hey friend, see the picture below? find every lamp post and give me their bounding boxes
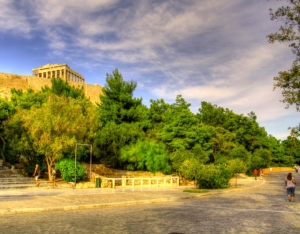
[74,143,93,189]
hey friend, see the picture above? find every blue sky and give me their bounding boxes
[0,0,298,140]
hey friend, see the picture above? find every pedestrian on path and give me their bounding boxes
[260,169,264,180]
[293,165,298,173]
[253,168,258,180]
[285,172,296,202]
[33,164,41,187]
[51,166,56,188]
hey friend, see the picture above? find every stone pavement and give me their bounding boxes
[0,174,265,215]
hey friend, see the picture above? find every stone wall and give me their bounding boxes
[0,72,102,103]
[86,164,166,179]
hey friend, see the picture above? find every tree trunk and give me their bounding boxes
[45,156,53,181]
[0,136,6,164]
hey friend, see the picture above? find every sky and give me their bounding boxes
[0,0,298,140]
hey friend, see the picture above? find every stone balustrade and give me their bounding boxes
[95,175,180,189]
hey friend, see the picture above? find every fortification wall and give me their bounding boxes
[0,72,102,103]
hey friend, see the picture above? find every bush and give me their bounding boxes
[196,164,231,189]
[55,158,85,182]
[120,139,171,174]
[227,158,248,177]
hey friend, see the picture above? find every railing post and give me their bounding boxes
[122,176,126,188]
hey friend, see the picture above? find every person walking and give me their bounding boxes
[33,164,41,187]
[285,172,297,202]
[51,166,56,188]
[260,169,264,180]
[253,168,258,180]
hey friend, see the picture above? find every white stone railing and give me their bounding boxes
[100,176,180,189]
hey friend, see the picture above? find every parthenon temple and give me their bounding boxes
[32,63,85,83]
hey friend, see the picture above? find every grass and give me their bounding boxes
[183,189,209,193]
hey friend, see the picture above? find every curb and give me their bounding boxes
[0,179,265,215]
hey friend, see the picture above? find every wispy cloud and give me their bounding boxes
[0,0,297,139]
[0,0,31,35]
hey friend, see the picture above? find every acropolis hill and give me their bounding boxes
[0,64,102,102]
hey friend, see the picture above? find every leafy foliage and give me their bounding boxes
[196,164,232,189]
[120,139,171,174]
[267,1,300,135]
[95,122,145,167]
[95,69,147,168]
[227,159,248,176]
[98,69,144,124]
[20,95,97,180]
[159,95,199,152]
[55,158,85,182]
[42,77,85,99]
[10,88,47,110]
[2,68,299,186]
[0,99,15,163]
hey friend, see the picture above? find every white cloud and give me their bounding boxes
[0,0,297,139]
[0,0,31,35]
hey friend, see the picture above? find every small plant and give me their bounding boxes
[55,158,85,182]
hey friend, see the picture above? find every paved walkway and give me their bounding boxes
[0,174,265,215]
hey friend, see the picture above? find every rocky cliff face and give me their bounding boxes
[0,72,102,103]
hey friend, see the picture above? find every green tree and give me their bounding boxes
[0,99,15,163]
[95,69,147,167]
[211,127,236,163]
[10,88,47,110]
[95,122,145,167]
[282,136,300,163]
[146,99,171,139]
[21,95,97,180]
[250,148,272,170]
[267,1,300,133]
[227,158,248,187]
[171,145,210,174]
[267,135,286,166]
[159,95,199,152]
[120,139,171,174]
[228,145,251,164]
[42,77,85,99]
[98,69,144,124]
[198,102,269,153]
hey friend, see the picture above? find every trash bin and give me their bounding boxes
[96,178,101,188]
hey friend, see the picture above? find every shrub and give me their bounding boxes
[120,139,171,174]
[227,158,248,177]
[196,164,231,189]
[55,158,85,182]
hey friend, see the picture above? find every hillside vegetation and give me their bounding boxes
[0,69,299,188]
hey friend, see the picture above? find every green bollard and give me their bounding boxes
[96,178,101,188]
